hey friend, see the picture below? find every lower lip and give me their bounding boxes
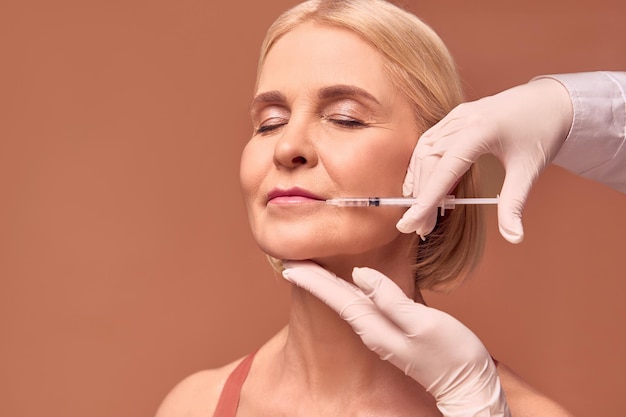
[268,196,324,205]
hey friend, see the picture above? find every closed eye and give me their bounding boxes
[324,115,368,129]
[255,117,288,135]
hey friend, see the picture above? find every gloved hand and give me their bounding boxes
[282,260,511,417]
[396,77,574,243]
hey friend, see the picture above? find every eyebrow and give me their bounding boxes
[318,84,381,105]
[250,84,381,110]
[250,90,287,109]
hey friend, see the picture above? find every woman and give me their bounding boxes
[157,1,573,415]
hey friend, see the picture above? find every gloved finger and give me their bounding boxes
[352,267,493,384]
[282,261,391,328]
[352,267,435,336]
[402,115,465,198]
[397,146,440,235]
[283,261,406,354]
[353,267,491,352]
[496,162,537,244]
[396,200,435,237]
[402,144,420,197]
[396,150,474,236]
[282,260,365,310]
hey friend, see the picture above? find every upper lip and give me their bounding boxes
[267,187,325,202]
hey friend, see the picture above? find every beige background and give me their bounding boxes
[1,0,625,416]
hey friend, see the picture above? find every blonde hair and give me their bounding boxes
[258,0,484,290]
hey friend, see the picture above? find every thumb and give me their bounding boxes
[497,165,536,244]
[282,260,366,313]
[352,267,429,335]
[283,261,405,358]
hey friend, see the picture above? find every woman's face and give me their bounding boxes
[241,22,419,261]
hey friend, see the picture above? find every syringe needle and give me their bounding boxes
[326,195,499,213]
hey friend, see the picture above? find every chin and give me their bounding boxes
[250,214,406,261]
[257,240,333,261]
[250,220,334,260]
[256,233,401,264]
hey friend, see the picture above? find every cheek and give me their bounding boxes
[239,143,267,244]
[323,137,413,195]
[239,141,267,203]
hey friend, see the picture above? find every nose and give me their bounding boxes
[272,118,318,169]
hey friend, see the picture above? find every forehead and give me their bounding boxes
[256,22,393,99]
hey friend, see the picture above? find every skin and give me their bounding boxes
[156,23,575,417]
[241,23,418,283]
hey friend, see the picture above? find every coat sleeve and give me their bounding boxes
[534,71,626,193]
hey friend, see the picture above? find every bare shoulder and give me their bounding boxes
[497,362,576,417]
[154,358,245,417]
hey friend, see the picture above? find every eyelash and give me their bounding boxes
[326,116,368,129]
[254,115,368,136]
[255,118,288,135]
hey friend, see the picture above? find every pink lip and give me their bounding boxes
[267,187,325,204]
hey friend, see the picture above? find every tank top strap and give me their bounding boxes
[212,351,258,417]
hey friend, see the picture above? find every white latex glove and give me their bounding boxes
[282,260,511,417]
[396,77,573,243]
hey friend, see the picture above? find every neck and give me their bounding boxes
[281,233,421,394]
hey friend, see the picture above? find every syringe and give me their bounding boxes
[326,195,499,215]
